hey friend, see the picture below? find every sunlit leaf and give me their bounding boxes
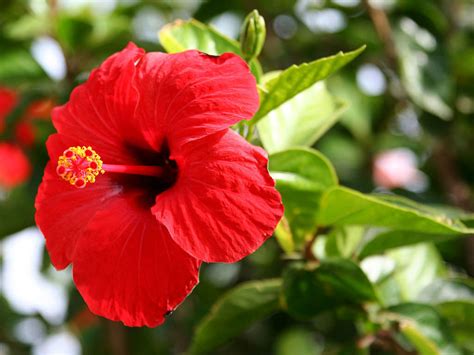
[257,80,347,154]
[252,46,365,123]
[269,148,337,248]
[318,187,473,234]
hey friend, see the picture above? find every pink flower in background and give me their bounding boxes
[373,148,427,192]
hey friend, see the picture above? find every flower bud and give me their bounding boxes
[240,10,266,61]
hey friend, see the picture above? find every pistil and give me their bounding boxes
[57,146,165,188]
[102,164,164,177]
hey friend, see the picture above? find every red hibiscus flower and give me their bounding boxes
[0,143,32,188]
[35,43,283,327]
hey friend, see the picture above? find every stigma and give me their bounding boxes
[57,146,104,188]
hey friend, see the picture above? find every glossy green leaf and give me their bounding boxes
[359,230,461,258]
[318,186,473,234]
[190,279,282,354]
[316,258,379,303]
[158,19,262,81]
[257,81,347,154]
[269,148,337,247]
[283,259,378,319]
[282,264,337,319]
[252,46,365,123]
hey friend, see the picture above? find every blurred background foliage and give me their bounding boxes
[0,0,474,354]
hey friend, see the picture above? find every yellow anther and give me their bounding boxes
[57,146,105,188]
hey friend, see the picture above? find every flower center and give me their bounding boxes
[57,146,165,188]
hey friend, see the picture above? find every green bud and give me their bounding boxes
[240,10,266,61]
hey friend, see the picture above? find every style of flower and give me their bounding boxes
[35,43,283,327]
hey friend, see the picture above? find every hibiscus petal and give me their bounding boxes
[72,196,201,327]
[135,50,259,152]
[152,130,283,263]
[35,134,122,269]
[52,43,146,164]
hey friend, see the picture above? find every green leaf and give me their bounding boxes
[359,230,461,258]
[282,264,336,319]
[257,81,347,154]
[269,148,337,247]
[324,226,365,258]
[387,244,446,302]
[0,185,36,239]
[5,14,50,40]
[418,278,474,304]
[399,322,440,355]
[316,258,379,303]
[389,303,462,355]
[318,186,473,234]
[57,15,93,52]
[158,19,262,81]
[418,279,474,351]
[395,25,453,120]
[283,259,378,319]
[252,46,365,123]
[436,302,474,352]
[275,327,323,355]
[0,49,46,85]
[190,279,281,354]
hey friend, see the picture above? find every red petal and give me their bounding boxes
[0,143,31,188]
[52,43,146,164]
[35,134,122,269]
[72,196,200,327]
[135,51,259,152]
[152,130,283,263]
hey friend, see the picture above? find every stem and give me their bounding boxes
[102,164,164,178]
[362,0,398,68]
[245,124,255,142]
